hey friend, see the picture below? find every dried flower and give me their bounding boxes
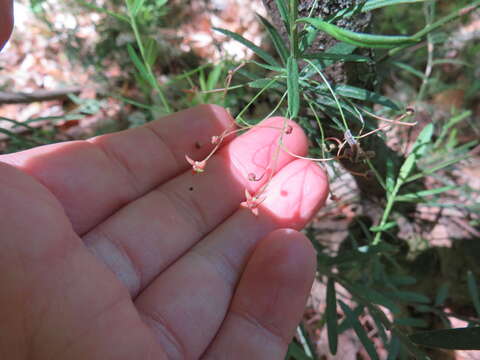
[240,189,264,216]
[185,155,207,173]
[285,125,293,135]
[211,135,220,145]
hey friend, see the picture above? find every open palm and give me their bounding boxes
[0,105,328,359]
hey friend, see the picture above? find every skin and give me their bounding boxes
[0,6,329,359]
[0,0,13,50]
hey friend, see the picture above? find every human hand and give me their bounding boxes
[0,0,14,51]
[0,105,328,359]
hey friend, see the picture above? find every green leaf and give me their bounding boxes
[287,341,313,359]
[213,27,280,67]
[386,336,401,360]
[302,53,372,63]
[144,37,159,67]
[328,0,428,22]
[274,0,290,31]
[394,329,431,359]
[287,55,300,118]
[339,301,379,360]
[392,61,427,80]
[389,290,430,304]
[434,283,450,307]
[257,14,289,65]
[301,42,358,75]
[248,78,285,91]
[385,157,396,193]
[394,317,429,328]
[395,185,456,202]
[249,60,285,72]
[370,221,397,232]
[399,123,434,181]
[349,284,401,313]
[388,275,417,286]
[334,84,399,110]
[297,18,420,49]
[363,0,427,11]
[126,44,152,86]
[0,117,35,130]
[206,65,223,91]
[326,42,357,55]
[435,110,471,147]
[467,271,480,318]
[131,0,146,16]
[326,278,338,355]
[410,327,480,350]
[76,0,130,23]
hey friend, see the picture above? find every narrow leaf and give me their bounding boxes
[326,278,338,355]
[144,37,159,67]
[395,185,456,202]
[349,284,401,313]
[274,0,290,30]
[213,27,280,67]
[131,0,146,16]
[248,78,285,90]
[399,123,434,181]
[394,317,429,328]
[370,221,397,232]
[326,42,357,55]
[363,0,427,11]
[257,14,289,64]
[328,0,428,22]
[385,157,396,193]
[339,301,380,360]
[302,53,372,63]
[287,55,300,118]
[386,336,401,360]
[127,44,153,86]
[410,327,480,350]
[393,61,428,79]
[389,290,430,304]
[388,275,417,286]
[434,283,450,307]
[298,18,420,49]
[394,328,432,360]
[467,271,480,318]
[287,341,313,359]
[334,84,399,110]
[77,0,130,22]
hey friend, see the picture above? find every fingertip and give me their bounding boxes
[262,159,329,230]
[261,229,317,284]
[231,228,317,343]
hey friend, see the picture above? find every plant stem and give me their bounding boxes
[126,1,171,113]
[417,1,435,101]
[373,180,402,245]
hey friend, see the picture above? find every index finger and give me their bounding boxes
[0,105,234,235]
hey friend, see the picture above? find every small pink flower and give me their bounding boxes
[211,135,220,145]
[240,189,264,216]
[185,155,207,173]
